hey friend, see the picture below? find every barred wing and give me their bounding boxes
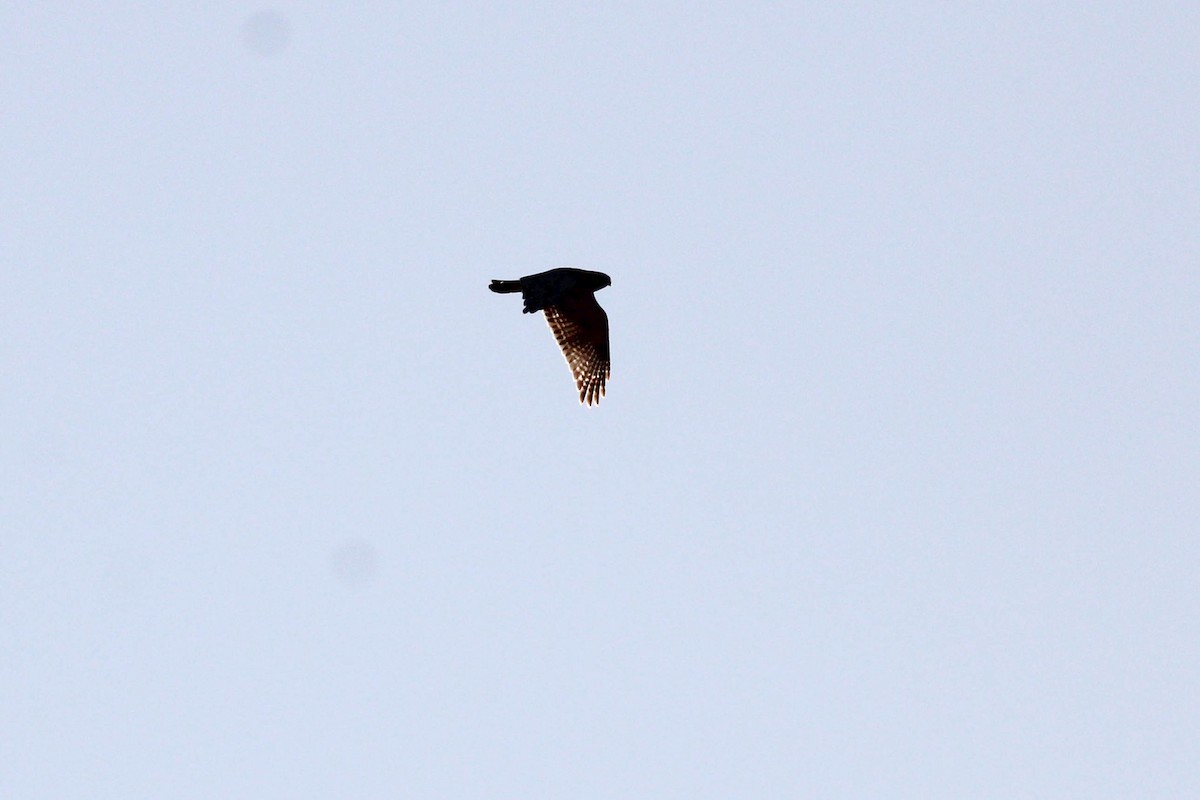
[544,294,610,406]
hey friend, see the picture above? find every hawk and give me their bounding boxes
[489,267,612,406]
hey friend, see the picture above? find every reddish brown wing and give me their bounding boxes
[544,292,610,406]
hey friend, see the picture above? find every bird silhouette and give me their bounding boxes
[490,267,612,406]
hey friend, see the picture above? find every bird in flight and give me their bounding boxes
[489,267,612,406]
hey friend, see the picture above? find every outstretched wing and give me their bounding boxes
[544,292,610,406]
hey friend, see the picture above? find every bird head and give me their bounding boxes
[585,270,612,292]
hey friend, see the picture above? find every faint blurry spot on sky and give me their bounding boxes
[330,540,380,587]
[242,10,291,57]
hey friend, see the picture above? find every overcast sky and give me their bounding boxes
[3,3,1197,797]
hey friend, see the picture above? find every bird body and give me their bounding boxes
[489,267,612,406]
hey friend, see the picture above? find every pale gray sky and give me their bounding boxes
[3,4,1197,797]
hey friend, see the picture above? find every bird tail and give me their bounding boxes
[489,279,522,294]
